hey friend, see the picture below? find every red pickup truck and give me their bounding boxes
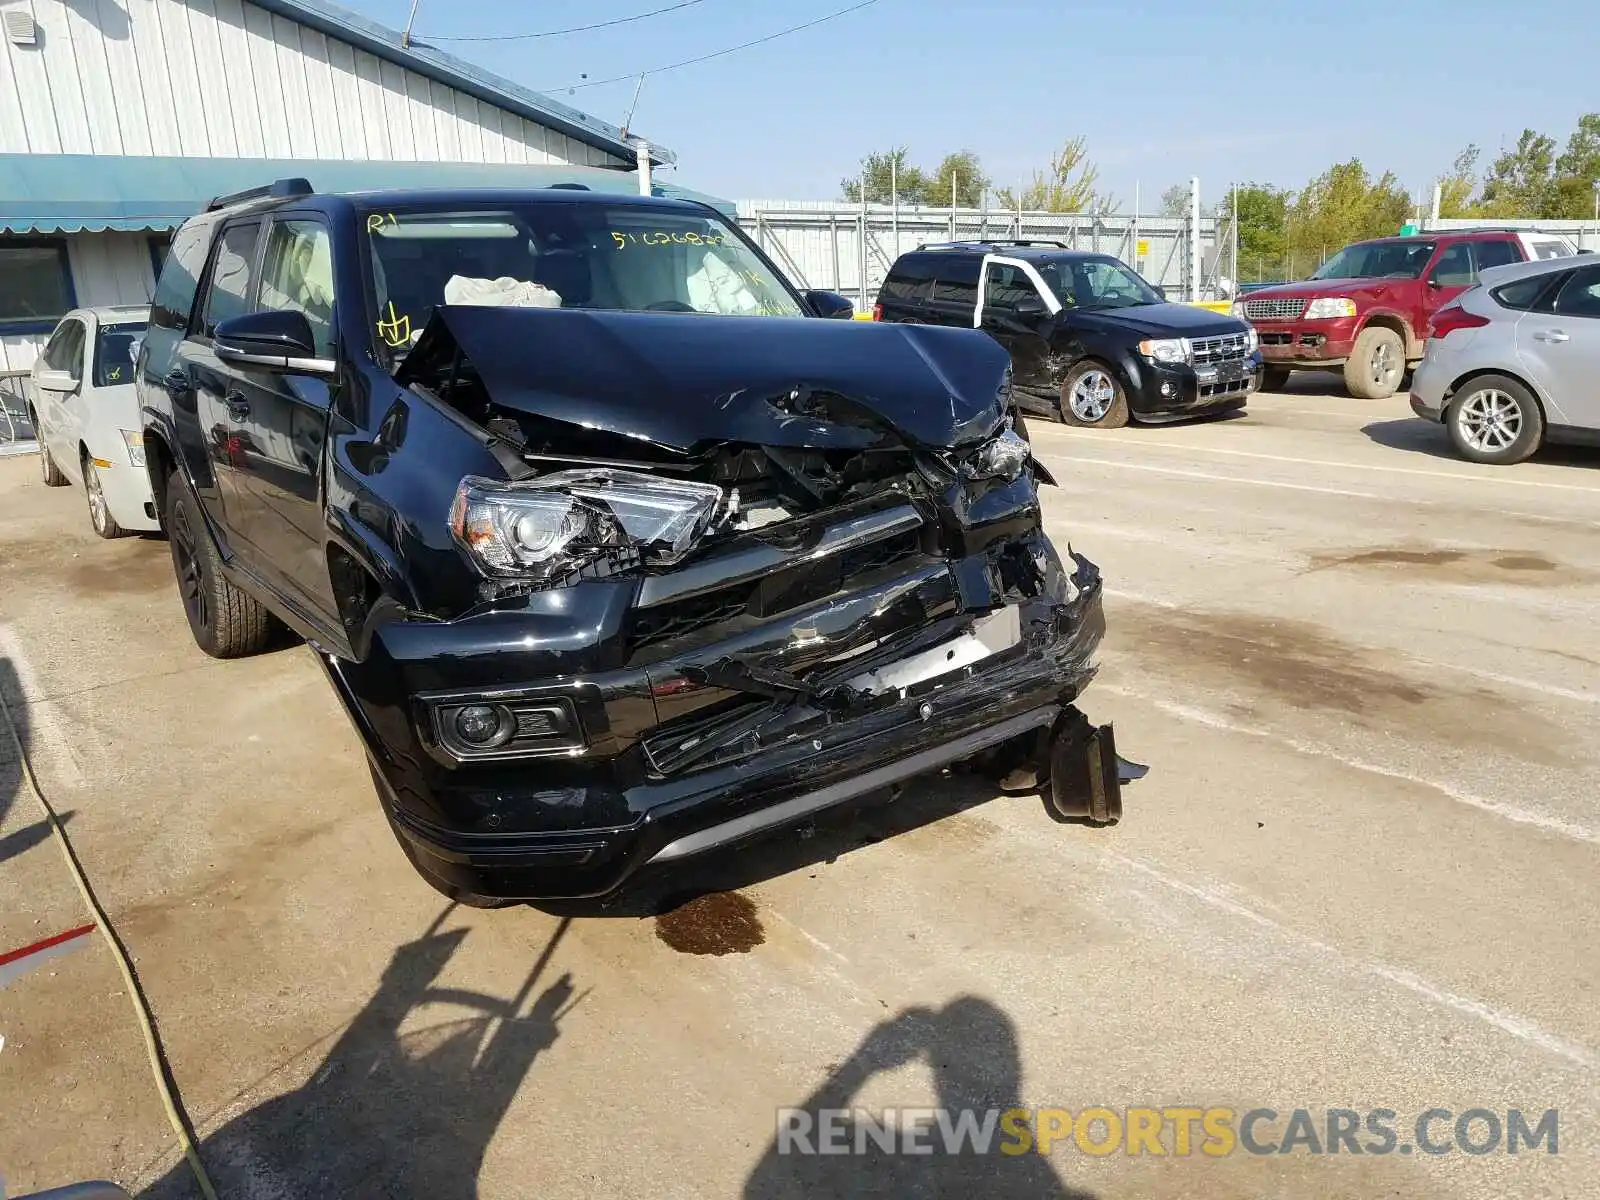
[1235,229,1576,398]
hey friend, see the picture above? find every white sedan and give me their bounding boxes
[29,305,160,537]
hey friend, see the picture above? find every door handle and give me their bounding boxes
[225,391,250,420]
[163,368,191,393]
[1533,330,1570,343]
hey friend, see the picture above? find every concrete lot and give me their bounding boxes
[2,383,1597,1199]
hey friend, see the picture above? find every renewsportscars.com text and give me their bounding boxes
[776,1106,1558,1157]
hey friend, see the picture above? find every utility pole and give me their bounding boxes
[1189,176,1201,302]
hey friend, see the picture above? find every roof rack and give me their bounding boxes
[206,177,313,212]
[916,238,1070,251]
[545,182,591,191]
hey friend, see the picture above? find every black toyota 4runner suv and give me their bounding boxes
[137,180,1134,904]
[877,241,1263,427]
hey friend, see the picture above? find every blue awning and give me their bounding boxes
[0,155,733,235]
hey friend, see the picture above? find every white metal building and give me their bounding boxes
[0,0,711,384]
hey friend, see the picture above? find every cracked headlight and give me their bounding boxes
[449,469,726,582]
[964,428,1031,482]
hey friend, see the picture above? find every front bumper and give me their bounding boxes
[1129,352,1263,419]
[328,487,1109,899]
[1256,318,1358,366]
[95,458,161,531]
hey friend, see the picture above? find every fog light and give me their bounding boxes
[1160,382,1174,397]
[454,704,514,748]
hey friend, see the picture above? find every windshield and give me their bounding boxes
[362,202,802,358]
[1038,257,1162,310]
[93,322,145,387]
[1311,241,1435,280]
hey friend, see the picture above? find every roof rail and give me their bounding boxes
[205,177,313,212]
[545,182,591,191]
[916,238,1069,251]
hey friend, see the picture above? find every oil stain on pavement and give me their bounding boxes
[655,891,765,955]
[1309,545,1581,585]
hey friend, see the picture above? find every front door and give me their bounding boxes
[182,219,263,542]
[34,317,85,475]
[1421,242,1475,332]
[977,257,1058,407]
[223,216,341,618]
[1516,264,1600,428]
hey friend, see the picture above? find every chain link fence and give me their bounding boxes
[0,372,35,457]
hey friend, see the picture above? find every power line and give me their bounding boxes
[542,0,882,92]
[420,0,711,43]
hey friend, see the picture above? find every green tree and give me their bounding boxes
[930,151,989,208]
[1233,183,1289,278]
[1288,159,1411,271]
[840,147,932,205]
[1549,112,1600,218]
[994,137,1112,213]
[1477,130,1557,217]
[1435,144,1481,218]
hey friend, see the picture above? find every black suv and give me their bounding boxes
[137,180,1133,904]
[876,241,1263,427]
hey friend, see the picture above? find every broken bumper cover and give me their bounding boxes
[326,532,1106,900]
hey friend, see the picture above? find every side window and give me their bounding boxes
[150,220,214,331]
[984,263,1040,310]
[44,320,86,379]
[1428,244,1474,288]
[932,259,979,306]
[1474,240,1520,273]
[1492,274,1559,312]
[884,258,934,304]
[0,240,74,329]
[1552,266,1600,318]
[258,219,336,356]
[198,222,262,337]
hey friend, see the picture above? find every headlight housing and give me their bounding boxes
[120,429,145,467]
[1138,337,1191,365]
[449,469,727,583]
[963,427,1031,482]
[1244,326,1260,353]
[1303,297,1357,319]
[1231,301,1247,318]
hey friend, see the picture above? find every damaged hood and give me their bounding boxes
[403,306,1013,453]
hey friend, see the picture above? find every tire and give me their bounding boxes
[1343,326,1406,399]
[83,454,128,539]
[1059,361,1130,428]
[1445,375,1544,465]
[378,783,514,909]
[1261,366,1292,392]
[165,468,276,657]
[38,428,68,487]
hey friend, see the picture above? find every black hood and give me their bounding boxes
[1067,302,1247,339]
[401,306,1012,454]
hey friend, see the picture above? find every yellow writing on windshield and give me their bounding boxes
[610,230,726,249]
[377,301,412,348]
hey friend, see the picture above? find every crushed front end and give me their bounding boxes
[329,308,1129,900]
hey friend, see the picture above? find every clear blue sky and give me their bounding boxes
[354,0,1596,208]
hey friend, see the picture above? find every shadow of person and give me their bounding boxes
[140,910,579,1199]
[745,997,1096,1200]
[0,657,26,851]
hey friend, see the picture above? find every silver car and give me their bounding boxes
[1410,255,1600,465]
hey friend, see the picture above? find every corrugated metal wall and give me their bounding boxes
[0,0,623,167]
[0,232,155,372]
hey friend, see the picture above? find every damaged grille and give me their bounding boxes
[630,528,925,652]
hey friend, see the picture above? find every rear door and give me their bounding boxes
[977,256,1061,404]
[225,214,341,618]
[925,258,980,327]
[182,219,264,542]
[1516,264,1600,428]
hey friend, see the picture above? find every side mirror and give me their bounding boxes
[1152,284,1167,301]
[36,368,78,394]
[1426,276,1443,289]
[805,289,856,320]
[1012,293,1047,317]
[214,310,333,374]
